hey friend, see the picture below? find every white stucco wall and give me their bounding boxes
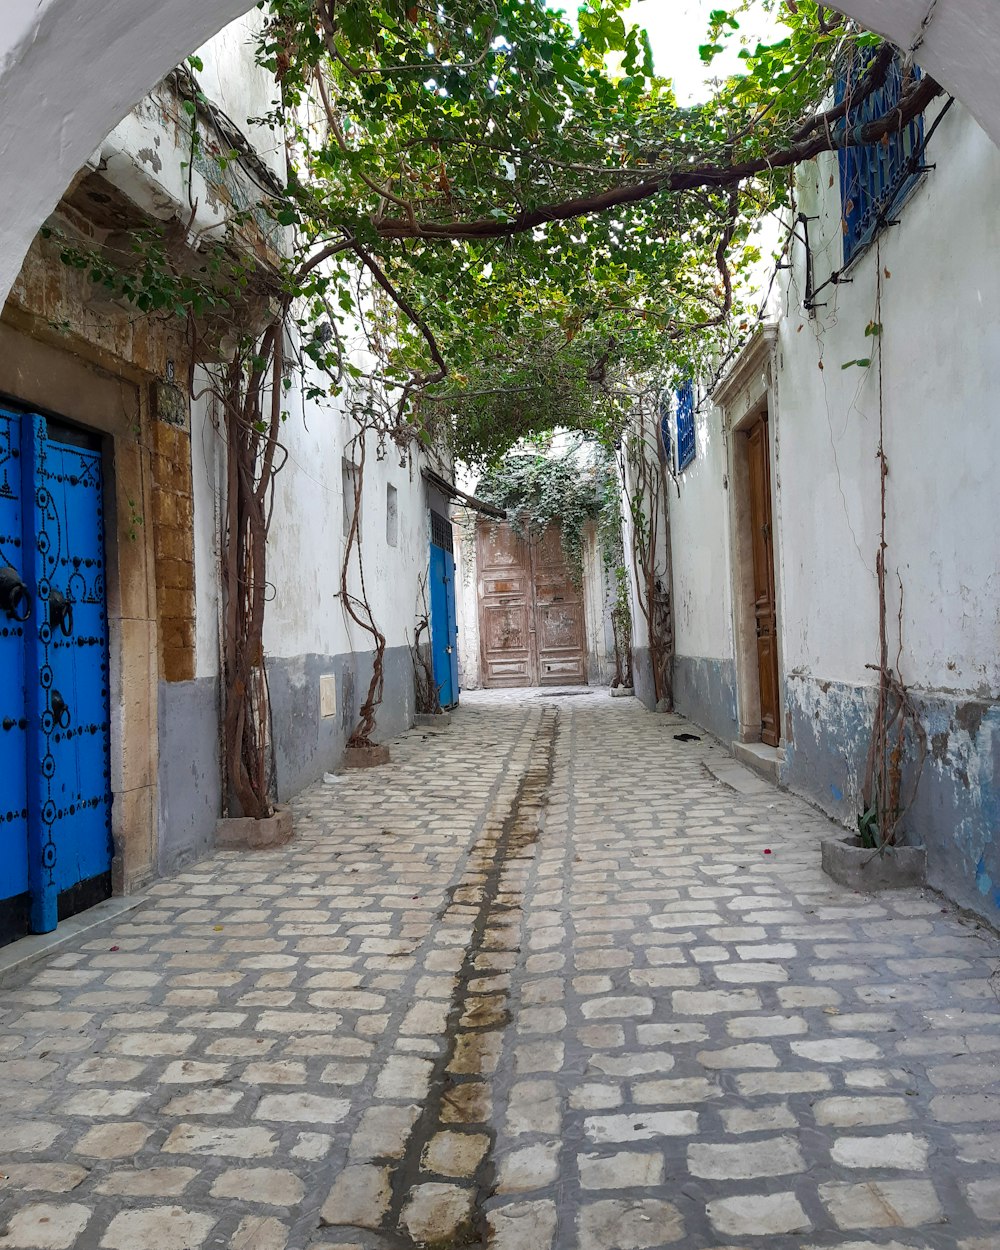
[72,14,438,695]
[581,523,614,686]
[194,14,284,180]
[669,100,1000,703]
[454,516,483,691]
[189,372,436,676]
[668,398,735,663]
[776,100,1000,697]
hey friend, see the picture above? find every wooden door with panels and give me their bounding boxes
[530,524,587,685]
[476,521,587,688]
[745,414,781,747]
[476,522,535,687]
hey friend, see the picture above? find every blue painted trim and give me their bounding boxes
[675,380,696,472]
[836,56,925,266]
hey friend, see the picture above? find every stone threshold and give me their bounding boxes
[0,894,147,987]
[732,739,782,784]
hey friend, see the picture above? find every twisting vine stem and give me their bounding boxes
[618,397,673,708]
[859,242,927,848]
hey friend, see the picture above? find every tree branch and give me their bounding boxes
[371,73,941,242]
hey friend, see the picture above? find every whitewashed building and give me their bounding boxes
[0,16,456,946]
[662,87,1000,921]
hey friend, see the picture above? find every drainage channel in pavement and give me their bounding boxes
[314,708,559,1249]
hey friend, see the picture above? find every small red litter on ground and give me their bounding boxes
[109,945,120,951]
[763,849,772,855]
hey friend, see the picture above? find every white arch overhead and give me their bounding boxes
[0,0,253,303]
[1,0,998,306]
[831,0,1000,143]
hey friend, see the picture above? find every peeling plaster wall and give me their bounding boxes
[188,354,442,802]
[668,100,1000,921]
[783,678,1000,919]
[773,107,1000,921]
[0,0,255,304]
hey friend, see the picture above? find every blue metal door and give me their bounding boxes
[0,411,31,946]
[0,408,112,944]
[429,511,460,710]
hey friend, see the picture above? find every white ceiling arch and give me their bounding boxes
[0,0,996,305]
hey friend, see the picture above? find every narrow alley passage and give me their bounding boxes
[1,691,999,1250]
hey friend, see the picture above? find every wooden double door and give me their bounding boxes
[476,522,587,687]
[745,414,781,747]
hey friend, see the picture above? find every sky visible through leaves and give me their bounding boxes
[623,0,784,100]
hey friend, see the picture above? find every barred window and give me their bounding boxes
[837,55,925,266]
[675,379,696,473]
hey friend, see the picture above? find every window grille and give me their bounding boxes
[430,509,453,552]
[675,379,696,473]
[836,55,924,266]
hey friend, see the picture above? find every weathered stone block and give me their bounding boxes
[344,744,391,768]
[415,711,451,727]
[216,806,293,851]
[822,837,926,893]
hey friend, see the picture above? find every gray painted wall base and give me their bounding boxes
[157,677,222,876]
[157,647,416,874]
[266,645,414,801]
[673,655,739,745]
[632,647,656,710]
[783,673,1000,925]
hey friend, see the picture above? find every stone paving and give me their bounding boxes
[1,688,999,1250]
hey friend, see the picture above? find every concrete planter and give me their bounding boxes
[416,711,451,728]
[821,835,926,893]
[216,804,293,851]
[344,743,391,768]
[609,686,634,699]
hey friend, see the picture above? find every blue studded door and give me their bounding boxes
[429,510,460,710]
[0,410,30,946]
[0,408,112,946]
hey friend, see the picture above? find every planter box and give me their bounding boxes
[344,743,390,768]
[416,711,451,728]
[821,835,926,893]
[216,804,293,851]
[609,686,634,699]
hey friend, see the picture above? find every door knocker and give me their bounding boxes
[50,689,71,730]
[49,589,74,637]
[0,565,31,622]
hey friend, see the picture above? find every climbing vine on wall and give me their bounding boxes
[42,0,944,810]
[474,447,614,587]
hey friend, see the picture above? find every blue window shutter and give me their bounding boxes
[675,379,696,472]
[837,54,925,266]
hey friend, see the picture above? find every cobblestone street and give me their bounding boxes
[1,690,999,1249]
